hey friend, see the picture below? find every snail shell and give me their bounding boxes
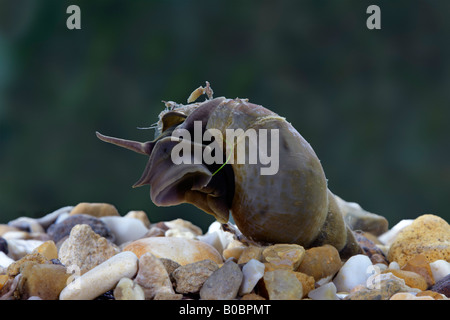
[96,84,363,257]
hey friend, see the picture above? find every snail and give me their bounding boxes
[96,82,380,258]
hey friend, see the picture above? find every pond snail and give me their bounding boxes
[96,82,385,258]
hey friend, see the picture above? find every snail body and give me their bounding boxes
[96,83,363,257]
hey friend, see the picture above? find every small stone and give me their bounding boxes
[124,210,151,228]
[59,251,139,300]
[294,272,315,298]
[6,239,44,260]
[159,258,181,281]
[197,222,234,255]
[47,214,114,243]
[153,291,183,300]
[173,259,219,294]
[70,202,120,217]
[0,224,20,237]
[344,274,411,300]
[222,240,246,261]
[134,252,175,299]
[384,269,428,291]
[298,245,342,281]
[0,274,8,291]
[416,290,448,300]
[0,237,8,254]
[113,277,145,300]
[239,259,265,296]
[378,219,414,245]
[429,260,450,282]
[8,217,45,234]
[165,218,203,237]
[390,292,434,300]
[237,246,263,264]
[59,224,120,274]
[260,269,303,300]
[262,244,305,270]
[100,216,148,245]
[387,214,450,266]
[123,237,223,265]
[200,260,243,300]
[7,253,50,277]
[308,282,339,300]
[18,262,70,300]
[354,232,389,265]
[240,293,266,300]
[401,254,435,287]
[430,274,450,297]
[333,254,373,292]
[0,252,14,269]
[32,240,58,260]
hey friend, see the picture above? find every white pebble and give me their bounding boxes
[6,239,43,260]
[388,261,400,270]
[100,216,148,245]
[0,251,15,268]
[59,251,138,300]
[333,254,373,292]
[239,259,265,295]
[378,219,413,245]
[308,282,339,300]
[430,260,450,282]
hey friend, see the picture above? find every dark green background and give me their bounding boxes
[0,0,449,231]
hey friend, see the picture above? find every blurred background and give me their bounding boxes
[0,0,449,232]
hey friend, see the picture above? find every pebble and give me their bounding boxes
[344,273,412,300]
[6,239,44,260]
[297,244,342,281]
[59,251,138,300]
[262,244,305,270]
[430,274,450,297]
[237,246,264,264]
[239,259,265,296]
[114,277,145,300]
[59,224,120,274]
[199,260,243,300]
[0,252,14,269]
[100,216,148,245]
[429,260,450,282]
[70,202,120,217]
[401,254,435,287]
[123,237,223,265]
[18,262,70,300]
[416,290,448,300]
[333,254,373,292]
[134,252,176,299]
[378,219,413,245]
[384,269,428,291]
[390,292,434,300]
[172,259,218,294]
[47,214,114,243]
[8,217,45,234]
[387,214,450,266]
[294,272,315,298]
[260,269,303,300]
[124,210,151,228]
[354,232,389,265]
[307,282,339,300]
[197,221,234,255]
[32,240,58,260]
[0,237,7,254]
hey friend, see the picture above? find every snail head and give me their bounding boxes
[96,97,234,224]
